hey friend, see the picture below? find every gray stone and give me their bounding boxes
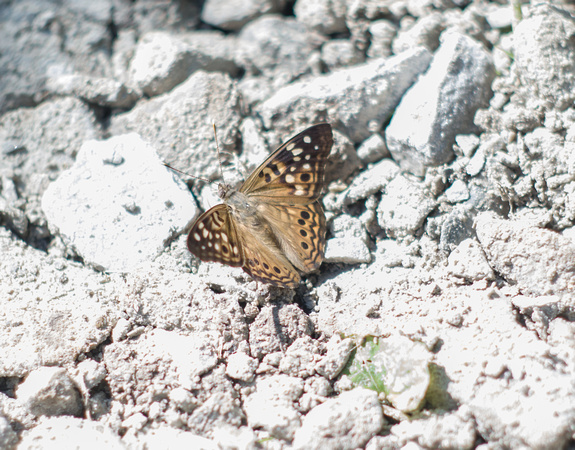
[0,2,112,115]
[179,31,240,76]
[0,415,17,450]
[42,133,197,273]
[130,426,219,450]
[0,96,99,183]
[110,71,241,182]
[279,337,322,378]
[514,4,575,110]
[321,40,364,70]
[201,0,285,31]
[387,31,495,176]
[257,47,432,143]
[129,32,203,97]
[17,367,83,417]
[294,0,347,35]
[377,175,436,238]
[325,215,372,264]
[455,134,480,157]
[76,360,107,391]
[339,159,400,206]
[189,391,245,434]
[238,15,324,87]
[314,336,355,380]
[390,406,476,450]
[46,74,139,109]
[249,305,313,359]
[439,205,476,251]
[325,129,362,184]
[392,12,445,54]
[444,179,470,203]
[367,20,397,59]
[325,237,372,264]
[356,133,389,164]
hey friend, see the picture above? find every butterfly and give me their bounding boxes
[187,123,333,288]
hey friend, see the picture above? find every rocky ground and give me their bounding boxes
[1,0,575,448]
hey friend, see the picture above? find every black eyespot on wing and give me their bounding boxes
[300,211,310,220]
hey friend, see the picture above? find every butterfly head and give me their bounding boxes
[217,183,233,200]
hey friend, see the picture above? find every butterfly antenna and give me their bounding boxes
[163,163,213,185]
[213,124,226,183]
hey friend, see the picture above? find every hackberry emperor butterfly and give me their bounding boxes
[188,123,333,288]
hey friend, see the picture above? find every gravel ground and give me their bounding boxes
[1,0,575,449]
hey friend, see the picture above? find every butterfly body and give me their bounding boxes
[188,124,333,288]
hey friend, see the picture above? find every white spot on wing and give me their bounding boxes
[303,136,312,144]
[292,148,303,156]
[294,185,306,196]
[194,233,201,241]
[286,143,295,151]
[285,174,295,183]
[303,163,311,170]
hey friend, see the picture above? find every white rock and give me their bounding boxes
[19,417,124,449]
[292,388,383,450]
[226,352,258,382]
[377,175,436,238]
[243,375,303,440]
[447,238,494,282]
[42,133,197,273]
[444,179,470,203]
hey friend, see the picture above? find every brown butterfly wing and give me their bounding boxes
[256,200,326,273]
[240,123,333,203]
[187,204,244,267]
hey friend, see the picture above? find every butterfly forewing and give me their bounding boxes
[187,204,243,267]
[240,123,333,203]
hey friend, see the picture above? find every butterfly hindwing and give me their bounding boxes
[241,239,301,288]
[240,123,333,203]
[257,201,326,273]
[187,204,244,267]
